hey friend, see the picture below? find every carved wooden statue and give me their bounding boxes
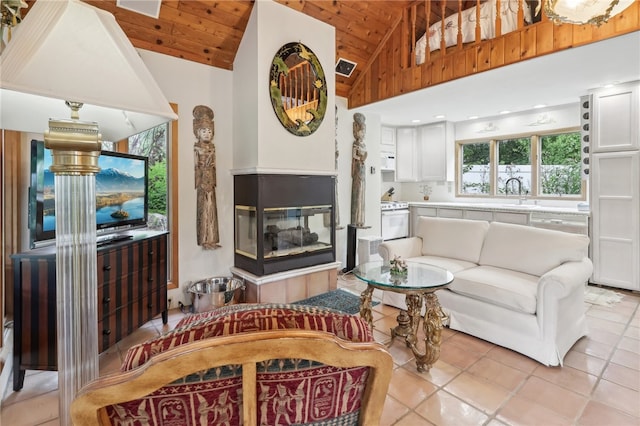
[193,105,220,249]
[350,113,367,227]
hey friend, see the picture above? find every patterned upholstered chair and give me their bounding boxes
[71,304,393,425]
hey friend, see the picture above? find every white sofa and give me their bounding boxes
[378,216,593,366]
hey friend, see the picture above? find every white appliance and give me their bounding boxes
[358,236,383,264]
[381,202,409,241]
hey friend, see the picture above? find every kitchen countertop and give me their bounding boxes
[407,201,590,216]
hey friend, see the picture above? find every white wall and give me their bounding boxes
[232,2,259,172]
[233,0,336,173]
[138,50,235,305]
[455,103,580,141]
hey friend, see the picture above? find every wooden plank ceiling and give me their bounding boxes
[22,1,483,98]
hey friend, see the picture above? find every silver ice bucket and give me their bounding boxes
[187,277,245,313]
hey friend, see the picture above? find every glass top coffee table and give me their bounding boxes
[352,261,454,372]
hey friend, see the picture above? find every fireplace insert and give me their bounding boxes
[234,174,335,276]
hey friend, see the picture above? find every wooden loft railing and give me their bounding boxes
[347,0,640,109]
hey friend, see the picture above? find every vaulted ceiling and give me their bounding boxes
[22,1,483,98]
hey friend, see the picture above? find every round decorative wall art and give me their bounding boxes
[269,42,327,136]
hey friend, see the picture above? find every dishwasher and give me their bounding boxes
[529,212,589,235]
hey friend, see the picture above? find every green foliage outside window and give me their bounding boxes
[540,133,582,195]
[128,124,168,216]
[461,142,490,194]
[457,131,583,199]
[148,159,167,214]
[497,138,531,195]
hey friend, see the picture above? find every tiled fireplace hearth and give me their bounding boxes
[232,174,338,302]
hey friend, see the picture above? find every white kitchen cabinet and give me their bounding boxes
[395,122,454,182]
[590,151,640,290]
[590,81,640,291]
[380,126,396,172]
[395,127,418,181]
[418,121,454,181]
[464,209,494,221]
[493,211,529,225]
[409,204,587,236]
[381,126,396,148]
[437,208,463,219]
[591,81,639,152]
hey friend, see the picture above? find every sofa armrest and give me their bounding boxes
[378,237,423,263]
[536,257,593,340]
[537,257,593,301]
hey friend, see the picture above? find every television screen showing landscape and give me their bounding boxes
[41,149,147,231]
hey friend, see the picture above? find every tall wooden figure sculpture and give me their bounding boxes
[351,113,367,227]
[193,105,220,249]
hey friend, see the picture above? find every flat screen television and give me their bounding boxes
[29,140,149,247]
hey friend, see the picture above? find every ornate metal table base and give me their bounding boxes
[390,310,412,340]
[360,287,448,372]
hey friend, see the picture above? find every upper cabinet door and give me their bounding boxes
[394,122,454,182]
[380,126,396,150]
[395,127,418,182]
[592,81,639,153]
[418,123,447,181]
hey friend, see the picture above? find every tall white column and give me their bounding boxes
[45,104,101,425]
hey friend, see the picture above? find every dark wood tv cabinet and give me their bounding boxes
[11,231,168,391]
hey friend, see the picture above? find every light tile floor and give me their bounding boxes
[2,273,639,425]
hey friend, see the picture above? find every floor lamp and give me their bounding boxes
[0,1,176,423]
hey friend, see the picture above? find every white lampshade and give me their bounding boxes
[545,0,636,26]
[0,0,177,141]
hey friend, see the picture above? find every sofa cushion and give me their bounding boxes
[451,265,539,314]
[478,222,590,277]
[417,216,490,264]
[407,255,477,274]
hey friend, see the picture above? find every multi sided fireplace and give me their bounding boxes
[234,174,335,276]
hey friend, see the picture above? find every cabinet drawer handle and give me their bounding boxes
[148,251,154,256]
[148,303,153,309]
[103,297,111,303]
[103,329,111,335]
[103,265,112,271]
[148,277,154,282]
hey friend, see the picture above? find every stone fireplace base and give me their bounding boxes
[231,262,340,304]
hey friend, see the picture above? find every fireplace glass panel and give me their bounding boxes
[233,174,336,276]
[263,205,332,258]
[235,206,257,258]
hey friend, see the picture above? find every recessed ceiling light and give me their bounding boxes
[434,114,445,119]
[411,119,421,123]
[603,83,615,88]
[499,110,511,115]
[468,115,479,120]
[533,104,547,109]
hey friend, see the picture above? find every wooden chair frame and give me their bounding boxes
[71,329,393,425]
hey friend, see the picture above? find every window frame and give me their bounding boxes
[455,127,586,201]
[111,104,179,290]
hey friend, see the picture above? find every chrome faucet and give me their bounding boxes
[505,177,526,204]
